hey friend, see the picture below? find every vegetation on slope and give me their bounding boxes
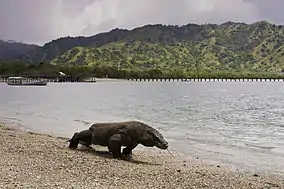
[2,21,284,79]
[49,21,284,72]
[1,59,284,80]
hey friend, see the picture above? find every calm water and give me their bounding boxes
[0,81,284,174]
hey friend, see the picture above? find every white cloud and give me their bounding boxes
[0,0,282,45]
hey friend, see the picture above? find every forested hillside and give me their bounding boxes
[2,21,284,78]
[48,21,284,72]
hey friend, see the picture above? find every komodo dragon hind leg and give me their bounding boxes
[108,133,123,158]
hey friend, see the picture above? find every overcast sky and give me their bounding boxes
[0,0,283,45]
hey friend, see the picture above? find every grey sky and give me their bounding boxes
[0,0,283,45]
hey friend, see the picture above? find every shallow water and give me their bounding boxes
[0,81,284,174]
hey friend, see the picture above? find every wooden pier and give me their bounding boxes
[0,75,97,83]
[126,78,284,82]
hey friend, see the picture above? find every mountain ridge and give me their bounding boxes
[2,20,284,72]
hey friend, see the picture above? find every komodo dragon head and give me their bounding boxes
[142,128,169,150]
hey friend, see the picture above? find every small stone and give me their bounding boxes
[253,174,259,177]
[217,165,220,168]
[55,183,61,186]
[177,169,181,172]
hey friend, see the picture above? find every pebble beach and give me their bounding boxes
[0,124,283,189]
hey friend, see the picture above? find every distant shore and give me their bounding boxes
[2,78,284,84]
[0,124,283,189]
[0,78,129,83]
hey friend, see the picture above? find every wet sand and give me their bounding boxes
[0,124,283,189]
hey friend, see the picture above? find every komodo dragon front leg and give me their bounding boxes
[122,143,138,155]
[108,130,131,158]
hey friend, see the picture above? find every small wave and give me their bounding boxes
[244,142,276,150]
[73,119,92,125]
[10,101,25,105]
[0,116,22,122]
[190,145,235,157]
[186,136,274,153]
[186,137,207,144]
[219,132,241,139]
[35,113,59,120]
[186,137,225,147]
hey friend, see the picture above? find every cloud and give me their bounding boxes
[0,0,283,45]
[245,0,284,23]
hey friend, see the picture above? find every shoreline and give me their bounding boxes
[2,78,284,83]
[0,78,129,83]
[0,124,283,188]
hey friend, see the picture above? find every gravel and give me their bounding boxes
[0,125,283,189]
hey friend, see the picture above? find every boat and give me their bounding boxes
[6,77,48,86]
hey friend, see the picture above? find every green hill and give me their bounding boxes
[2,20,284,78]
[48,21,284,72]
